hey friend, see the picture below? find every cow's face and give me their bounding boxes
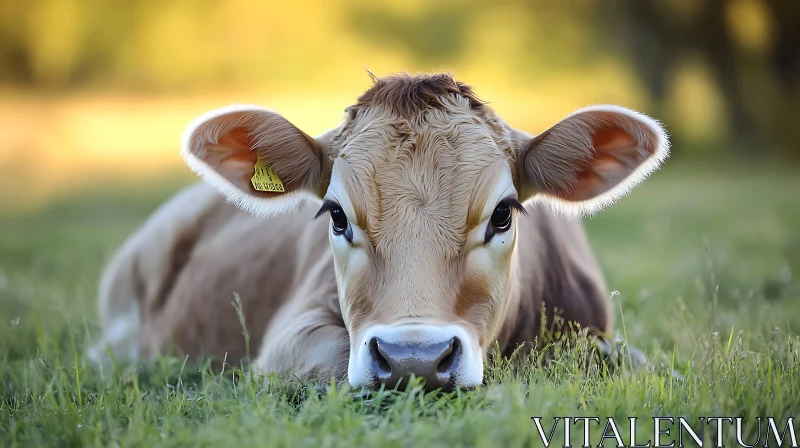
[182,74,669,390]
[323,93,522,390]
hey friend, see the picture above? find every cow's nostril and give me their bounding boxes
[436,337,460,374]
[368,337,391,377]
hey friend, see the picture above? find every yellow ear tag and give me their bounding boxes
[251,156,285,193]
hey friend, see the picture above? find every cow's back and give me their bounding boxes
[95,182,333,363]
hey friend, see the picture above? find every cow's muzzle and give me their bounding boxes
[348,323,483,391]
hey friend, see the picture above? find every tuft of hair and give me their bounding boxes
[363,67,379,84]
[355,72,486,118]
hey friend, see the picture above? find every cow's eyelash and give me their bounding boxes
[313,200,343,221]
[499,197,528,216]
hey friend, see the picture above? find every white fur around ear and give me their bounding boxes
[180,104,324,219]
[523,104,670,218]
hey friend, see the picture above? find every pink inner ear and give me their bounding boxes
[572,128,643,201]
[218,127,257,156]
[215,127,263,195]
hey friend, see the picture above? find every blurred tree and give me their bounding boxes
[763,1,800,158]
[601,0,799,157]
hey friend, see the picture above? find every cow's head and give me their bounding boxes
[182,73,669,390]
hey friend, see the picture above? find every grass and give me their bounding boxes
[1,161,799,447]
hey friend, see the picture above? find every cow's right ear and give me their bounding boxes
[181,105,333,217]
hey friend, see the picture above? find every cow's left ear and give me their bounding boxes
[181,104,336,217]
[515,105,669,216]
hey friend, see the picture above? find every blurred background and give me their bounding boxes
[0,0,799,356]
[1,0,798,209]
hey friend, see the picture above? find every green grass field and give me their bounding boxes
[1,162,799,447]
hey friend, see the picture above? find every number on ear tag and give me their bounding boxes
[251,156,285,192]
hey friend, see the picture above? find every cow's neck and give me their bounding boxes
[490,211,612,359]
[492,241,544,358]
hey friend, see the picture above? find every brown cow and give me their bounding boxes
[88,73,669,391]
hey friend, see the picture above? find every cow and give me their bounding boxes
[88,73,669,391]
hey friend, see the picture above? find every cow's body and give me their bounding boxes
[90,73,667,389]
[91,180,609,379]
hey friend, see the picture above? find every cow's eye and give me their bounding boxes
[314,200,354,243]
[330,206,349,234]
[490,203,512,232]
[484,197,525,244]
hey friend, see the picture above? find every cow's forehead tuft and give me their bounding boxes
[353,72,486,118]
